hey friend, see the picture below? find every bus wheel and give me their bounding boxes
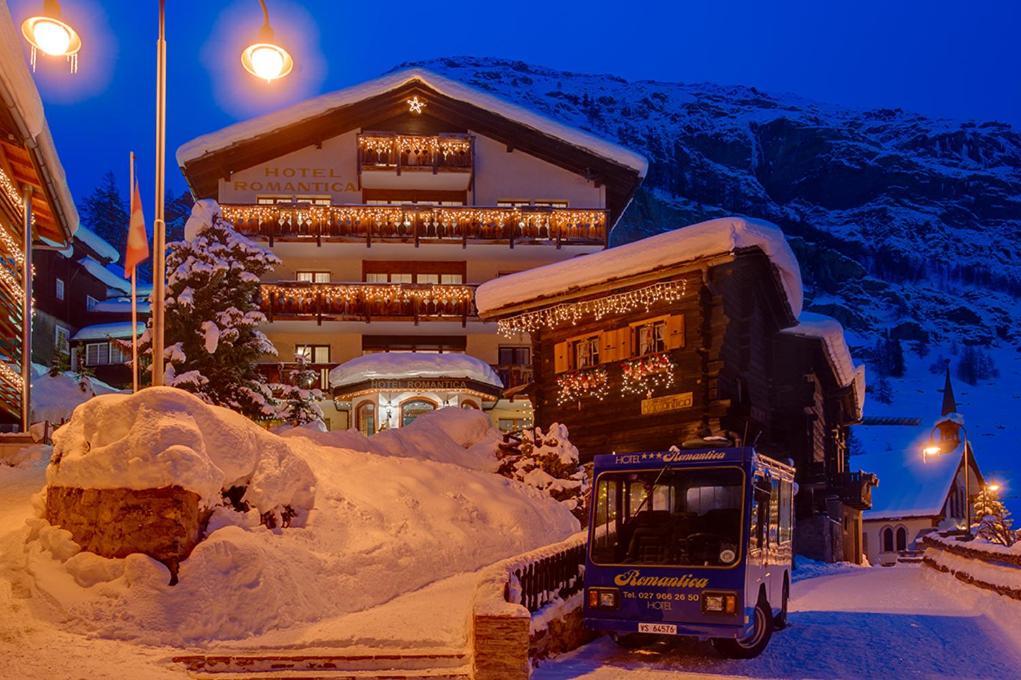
[774,577,790,630]
[712,599,773,659]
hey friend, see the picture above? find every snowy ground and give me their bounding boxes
[534,565,1021,679]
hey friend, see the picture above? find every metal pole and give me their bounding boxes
[151,0,167,386]
[20,186,32,432]
[964,441,971,535]
[129,151,138,393]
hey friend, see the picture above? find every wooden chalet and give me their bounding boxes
[477,216,874,563]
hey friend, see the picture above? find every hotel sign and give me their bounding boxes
[641,392,694,416]
[370,378,470,392]
[231,166,357,194]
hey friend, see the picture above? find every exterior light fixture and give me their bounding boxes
[241,0,293,82]
[407,96,426,114]
[922,444,941,458]
[21,0,82,72]
[987,482,1002,493]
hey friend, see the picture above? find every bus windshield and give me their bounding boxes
[590,467,745,568]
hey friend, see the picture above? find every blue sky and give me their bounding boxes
[10,0,1021,200]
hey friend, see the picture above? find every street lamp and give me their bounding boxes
[923,423,973,535]
[23,1,295,387]
[241,0,293,82]
[20,0,82,72]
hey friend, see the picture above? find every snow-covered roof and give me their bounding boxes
[0,2,79,241]
[71,322,145,342]
[780,312,866,418]
[104,262,153,295]
[91,297,152,314]
[177,68,648,178]
[475,216,803,317]
[74,225,120,263]
[78,256,131,295]
[861,441,971,521]
[329,352,503,389]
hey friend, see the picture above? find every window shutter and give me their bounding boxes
[617,327,632,358]
[666,314,685,350]
[600,331,617,363]
[554,341,568,373]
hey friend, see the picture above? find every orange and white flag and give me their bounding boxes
[124,178,149,276]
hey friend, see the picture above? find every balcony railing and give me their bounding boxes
[261,281,476,325]
[220,203,608,249]
[833,470,878,510]
[357,132,472,173]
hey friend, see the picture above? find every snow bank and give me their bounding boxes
[48,387,315,519]
[14,391,577,646]
[30,372,123,425]
[286,406,503,471]
[329,352,503,389]
[475,216,803,318]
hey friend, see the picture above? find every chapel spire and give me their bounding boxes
[941,366,958,416]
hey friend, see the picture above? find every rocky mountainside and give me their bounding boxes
[402,57,1021,352]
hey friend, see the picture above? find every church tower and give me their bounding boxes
[934,366,963,450]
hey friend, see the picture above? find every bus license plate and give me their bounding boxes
[638,623,677,635]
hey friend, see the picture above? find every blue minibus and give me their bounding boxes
[583,447,795,658]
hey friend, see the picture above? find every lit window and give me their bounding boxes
[571,336,600,370]
[440,273,463,285]
[417,273,439,284]
[366,273,388,284]
[633,320,666,356]
[297,271,331,283]
[390,273,413,284]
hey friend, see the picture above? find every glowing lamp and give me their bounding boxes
[241,1,293,82]
[987,483,1002,493]
[21,1,82,72]
[922,445,941,458]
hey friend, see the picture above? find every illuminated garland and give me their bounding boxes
[263,283,474,307]
[497,281,688,335]
[0,167,33,227]
[0,222,25,268]
[556,367,609,405]
[0,361,23,391]
[620,352,677,397]
[358,133,471,163]
[221,204,605,235]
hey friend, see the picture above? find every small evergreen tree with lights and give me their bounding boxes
[973,487,1016,547]
[276,355,325,428]
[497,423,588,520]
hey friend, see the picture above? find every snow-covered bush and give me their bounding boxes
[973,488,1016,547]
[145,199,281,419]
[273,355,325,428]
[497,423,588,520]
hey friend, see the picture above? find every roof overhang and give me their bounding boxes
[177,69,646,227]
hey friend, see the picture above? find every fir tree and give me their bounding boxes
[973,487,1016,547]
[275,354,325,428]
[150,200,281,419]
[497,423,589,520]
[956,345,999,386]
[80,171,129,254]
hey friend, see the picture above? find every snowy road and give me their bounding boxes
[534,565,1021,679]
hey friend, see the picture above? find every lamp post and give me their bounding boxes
[924,423,972,535]
[23,1,295,387]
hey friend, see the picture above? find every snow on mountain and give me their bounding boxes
[401,57,1021,508]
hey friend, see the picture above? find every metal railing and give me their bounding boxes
[511,540,586,613]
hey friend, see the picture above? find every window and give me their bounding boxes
[390,273,413,284]
[496,199,569,208]
[417,273,439,284]
[297,271,331,283]
[257,195,331,206]
[440,274,463,285]
[366,273,389,283]
[571,336,600,370]
[499,346,531,366]
[54,326,70,356]
[882,527,894,552]
[401,398,436,427]
[895,527,907,552]
[295,344,331,364]
[86,295,99,311]
[779,479,793,544]
[499,417,528,433]
[362,261,466,285]
[55,278,65,301]
[356,402,376,436]
[85,342,110,366]
[590,467,745,568]
[633,319,666,356]
[109,342,127,365]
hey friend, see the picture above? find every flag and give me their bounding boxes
[124,178,149,276]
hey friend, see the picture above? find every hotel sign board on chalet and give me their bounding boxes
[641,392,694,416]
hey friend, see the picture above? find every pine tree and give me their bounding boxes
[149,200,282,419]
[80,171,129,254]
[276,355,325,428]
[973,487,1016,547]
[497,423,589,521]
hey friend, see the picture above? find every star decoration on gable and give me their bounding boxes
[407,96,426,115]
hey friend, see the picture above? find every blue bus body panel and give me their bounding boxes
[583,447,789,640]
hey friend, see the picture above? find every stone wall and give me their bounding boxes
[922,534,1021,602]
[45,485,210,584]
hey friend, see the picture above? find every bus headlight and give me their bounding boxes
[701,591,738,615]
[587,588,619,609]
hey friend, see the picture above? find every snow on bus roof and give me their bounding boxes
[861,441,967,521]
[780,312,866,418]
[329,352,503,389]
[176,68,648,177]
[474,216,803,317]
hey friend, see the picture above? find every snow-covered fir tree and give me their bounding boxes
[973,487,1016,547]
[497,423,588,520]
[152,200,281,419]
[275,354,326,428]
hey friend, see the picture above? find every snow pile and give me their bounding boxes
[30,371,123,425]
[48,387,315,521]
[792,555,870,583]
[9,393,577,646]
[329,352,503,389]
[286,406,503,471]
[475,216,803,318]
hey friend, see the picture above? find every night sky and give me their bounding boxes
[9,0,1021,203]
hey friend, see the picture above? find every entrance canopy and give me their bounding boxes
[329,352,504,401]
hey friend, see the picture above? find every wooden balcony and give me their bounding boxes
[261,281,476,325]
[492,364,533,390]
[258,363,332,391]
[833,470,878,510]
[357,132,472,174]
[220,203,608,249]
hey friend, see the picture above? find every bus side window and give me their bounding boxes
[753,479,770,552]
[770,478,780,548]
